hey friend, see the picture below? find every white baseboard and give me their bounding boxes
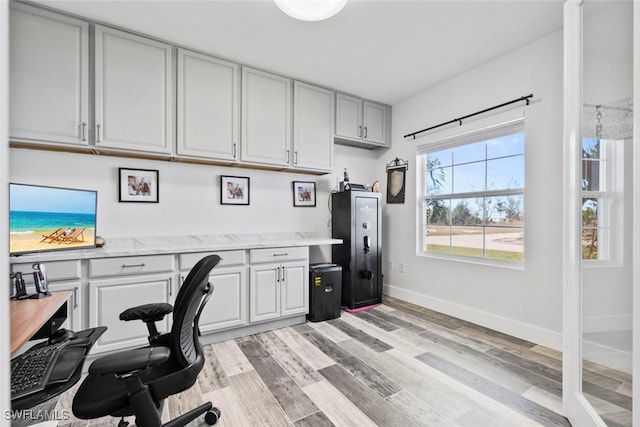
[383,283,563,351]
[582,314,632,334]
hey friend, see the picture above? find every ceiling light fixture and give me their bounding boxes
[274,0,348,22]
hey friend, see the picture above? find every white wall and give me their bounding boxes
[381,30,565,349]
[9,144,382,262]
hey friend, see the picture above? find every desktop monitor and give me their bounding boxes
[9,183,98,256]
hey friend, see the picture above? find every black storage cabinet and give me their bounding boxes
[307,263,342,322]
[331,191,382,309]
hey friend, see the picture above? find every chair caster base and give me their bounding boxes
[204,407,221,425]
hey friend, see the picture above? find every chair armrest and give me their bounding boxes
[88,347,171,376]
[119,303,173,323]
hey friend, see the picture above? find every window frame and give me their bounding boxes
[416,118,525,268]
[581,137,624,266]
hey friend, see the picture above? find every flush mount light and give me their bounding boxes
[274,0,348,21]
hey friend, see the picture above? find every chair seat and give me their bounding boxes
[72,373,131,419]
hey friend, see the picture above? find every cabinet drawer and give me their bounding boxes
[250,247,308,264]
[179,251,245,271]
[89,255,174,278]
[11,260,81,282]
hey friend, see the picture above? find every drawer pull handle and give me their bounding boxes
[273,253,289,257]
[121,263,146,269]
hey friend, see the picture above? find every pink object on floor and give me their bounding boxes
[341,303,381,313]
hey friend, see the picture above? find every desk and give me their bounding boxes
[10,291,70,355]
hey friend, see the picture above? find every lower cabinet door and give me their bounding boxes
[88,273,172,354]
[249,265,280,323]
[198,266,247,333]
[47,281,83,333]
[281,262,308,317]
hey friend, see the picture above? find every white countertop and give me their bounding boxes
[10,232,343,263]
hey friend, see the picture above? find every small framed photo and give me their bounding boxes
[119,168,159,203]
[292,181,316,207]
[221,175,250,205]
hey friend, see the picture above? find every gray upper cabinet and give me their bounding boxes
[292,81,334,172]
[241,67,291,167]
[176,49,240,161]
[335,93,390,148]
[9,4,89,146]
[94,26,173,155]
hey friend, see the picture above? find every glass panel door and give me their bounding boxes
[581,2,633,426]
[563,1,635,426]
[564,1,635,426]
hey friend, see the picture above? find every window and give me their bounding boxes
[581,137,623,262]
[418,119,525,263]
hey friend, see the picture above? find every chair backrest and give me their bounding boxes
[170,254,220,367]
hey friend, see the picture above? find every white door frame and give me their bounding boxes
[563,1,638,426]
[633,3,639,426]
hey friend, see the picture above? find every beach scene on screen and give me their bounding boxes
[10,184,97,254]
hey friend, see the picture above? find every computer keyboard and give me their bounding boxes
[10,341,65,400]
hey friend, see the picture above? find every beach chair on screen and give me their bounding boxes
[40,228,65,243]
[60,228,86,244]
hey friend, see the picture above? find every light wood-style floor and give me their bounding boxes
[19,296,633,426]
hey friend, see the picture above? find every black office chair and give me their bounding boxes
[72,254,222,427]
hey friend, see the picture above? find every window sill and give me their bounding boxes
[417,250,525,271]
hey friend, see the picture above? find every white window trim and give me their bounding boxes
[415,117,525,268]
[582,138,625,267]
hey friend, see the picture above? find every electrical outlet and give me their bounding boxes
[400,263,406,273]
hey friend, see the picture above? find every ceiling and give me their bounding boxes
[32,0,565,105]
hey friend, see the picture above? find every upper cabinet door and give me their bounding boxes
[9,4,89,146]
[94,26,173,155]
[177,49,239,161]
[241,67,291,166]
[335,93,362,140]
[362,101,387,145]
[292,82,334,172]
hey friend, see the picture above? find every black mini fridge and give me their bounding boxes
[331,191,382,310]
[308,264,342,322]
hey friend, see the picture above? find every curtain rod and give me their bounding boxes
[404,93,534,140]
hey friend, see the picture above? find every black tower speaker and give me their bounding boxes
[331,191,382,309]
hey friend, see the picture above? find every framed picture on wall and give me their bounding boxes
[292,181,316,207]
[119,168,159,203]
[221,175,250,205]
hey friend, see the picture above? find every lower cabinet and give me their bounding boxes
[249,247,308,323]
[11,245,313,355]
[47,281,82,332]
[88,273,173,354]
[179,251,247,333]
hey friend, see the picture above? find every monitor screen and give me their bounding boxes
[10,183,98,255]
